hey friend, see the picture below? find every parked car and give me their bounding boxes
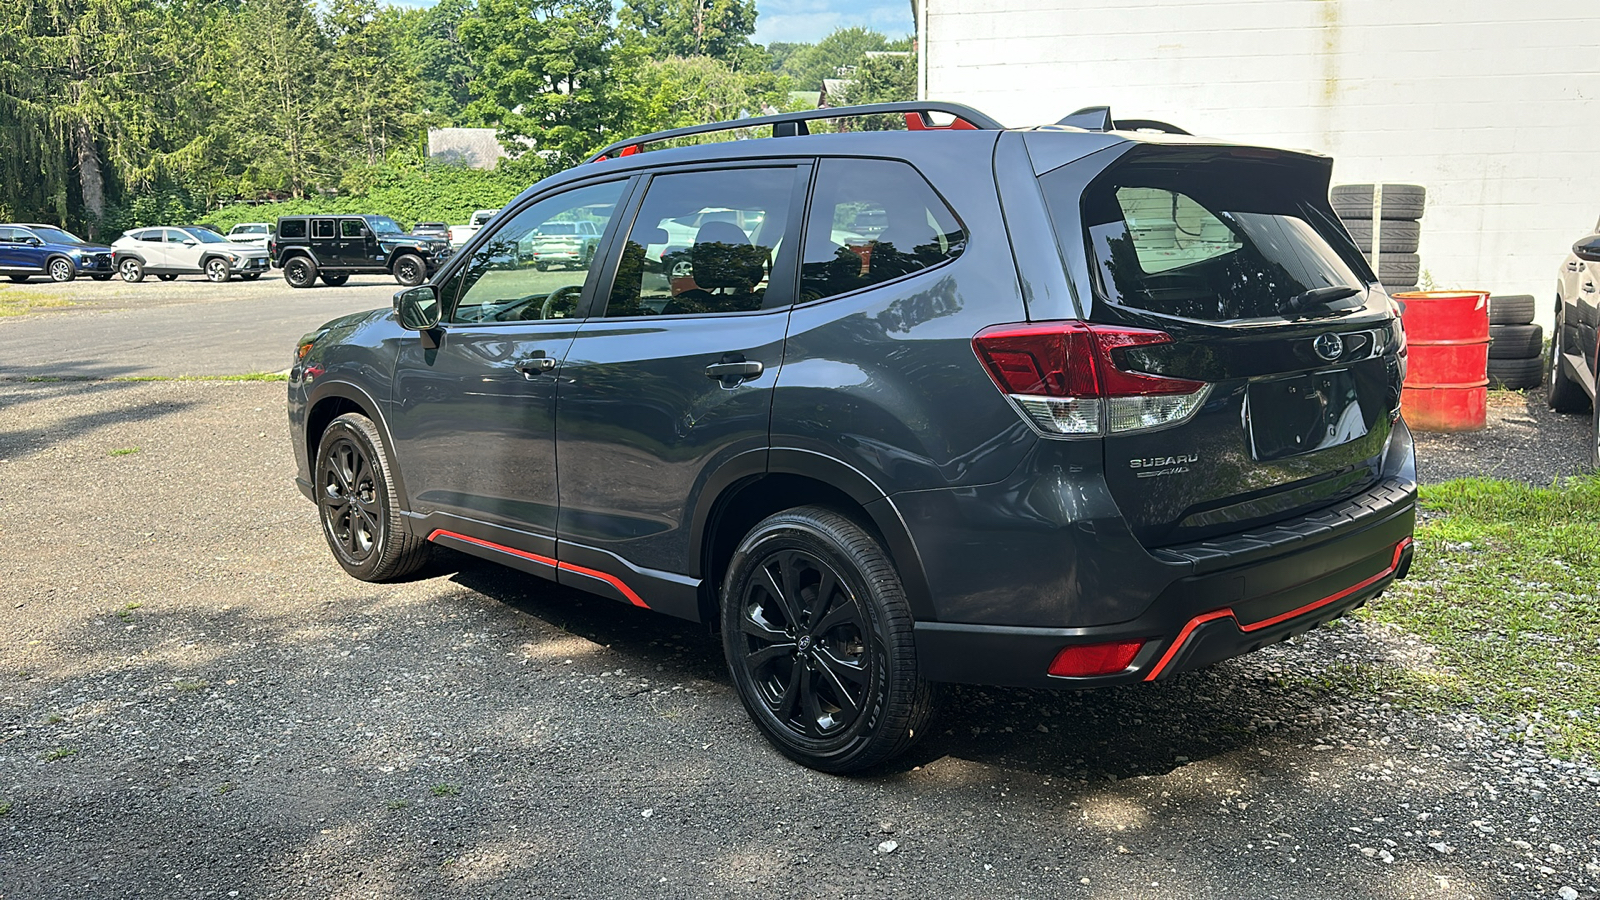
[0,223,115,282]
[288,101,1417,773]
[1546,216,1600,463]
[227,222,275,248]
[448,209,497,247]
[411,222,449,240]
[269,214,451,288]
[111,226,271,283]
[520,220,603,269]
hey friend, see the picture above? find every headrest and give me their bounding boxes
[691,221,765,290]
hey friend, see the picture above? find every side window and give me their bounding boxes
[279,220,306,239]
[800,158,966,303]
[447,180,625,325]
[604,167,797,318]
[163,228,189,243]
[311,219,335,240]
[0,228,15,242]
[340,219,366,239]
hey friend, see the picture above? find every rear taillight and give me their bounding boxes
[972,321,1209,436]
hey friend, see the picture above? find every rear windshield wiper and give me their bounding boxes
[1284,285,1364,319]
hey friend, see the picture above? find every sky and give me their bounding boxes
[382,0,915,47]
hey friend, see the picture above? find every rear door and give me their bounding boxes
[553,163,807,608]
[1038,145,1404,547]
[309,218,339,268]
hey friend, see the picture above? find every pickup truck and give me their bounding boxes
[448,209,498,248]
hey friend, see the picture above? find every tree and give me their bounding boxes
[618,0,758,64]
[623,54,784,135]
[325,0,423,168]
[402,0,477,126]
[845,51,915,105]
[777,27,889,93]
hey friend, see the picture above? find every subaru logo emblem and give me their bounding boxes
[1313,332,1344,362]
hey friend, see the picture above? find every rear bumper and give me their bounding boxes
[914,489,1414,688]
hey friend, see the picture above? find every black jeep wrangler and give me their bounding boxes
[269,214,451,288]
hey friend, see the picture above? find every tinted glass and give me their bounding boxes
[0,228,14,241]
[185,228,229,243]
[279,220,306,239]
[365,215,404,235]
[312,219,335,240]
[163,229,191,243]
[340,219,366,238]
[605,167,796,318]
[1051,154,1367,321]
[30,227,83,245]
[799,158,965,303]
[447,180,624,324]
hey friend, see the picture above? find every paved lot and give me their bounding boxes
[0,275,397,378]
[0,295,1597,898]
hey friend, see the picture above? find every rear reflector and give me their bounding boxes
[972,321,1209,436]
[1048,640,1145,677]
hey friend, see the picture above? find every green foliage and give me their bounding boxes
[846,51,916,105]
[202,161,528,232]
[777,27,893,93]
[619,0,759,63]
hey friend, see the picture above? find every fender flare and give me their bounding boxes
[304,379,411,511]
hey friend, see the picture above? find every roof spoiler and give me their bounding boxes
[585,101,1007,163]
[1055,106,1191,135]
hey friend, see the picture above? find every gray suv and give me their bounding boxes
[288,102,1417,772]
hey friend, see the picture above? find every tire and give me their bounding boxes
[392,253,426,287]
[1384,283,1420,296]
[1332,183,1427,220]
[1362,251,1420,284]
[1486,357,1543,390]
[319,273,350,287]
[6,274,27,283]
[118,257,145,283]
[721,507,935,773]
[314,413,430,581]
[48,257,76,282]
[204,257,232,283]
[157,274,178,282]
[239,273,261,281]
[1547,305,1590,413]
[283,256,317,288]
[1488,323,1543,360]
[90,273,112,281]
[1488,294,1536,326]
[1342,219,1420,254]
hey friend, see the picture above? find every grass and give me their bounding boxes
[0,801,11,816]
[430,783,460,797]
[43,714,63,725]
[0,289,73,318]
[116,601,142,621]
[387,800,410,810]
[174,678,209,692]
[1364,476,1600,757]
[42,747,77,761]
[108,447,141,457]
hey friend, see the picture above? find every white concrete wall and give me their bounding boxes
[921,0,1600,322]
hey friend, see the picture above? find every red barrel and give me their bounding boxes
[1393,290,1489,432]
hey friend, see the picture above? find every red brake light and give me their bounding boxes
[1049,640,1144,677]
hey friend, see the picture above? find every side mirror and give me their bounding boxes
[25,237,42,247]
[395,285,441,331]
[1574,235,1600,263]
[183,239,198,246]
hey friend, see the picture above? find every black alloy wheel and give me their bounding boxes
[1548,305,1589,413]
[205,257,232,282]
[284,256,317,288]
[118,258,144,283]
[314,413,429,581]
[392,254,425,287]
[48,258,75,282]
[722,507,933,773]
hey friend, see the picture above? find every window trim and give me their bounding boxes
[790,154,970,310]
[589,161,813,322]
[436,176,639,328]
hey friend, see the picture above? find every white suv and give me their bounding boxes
[113,226,271,283]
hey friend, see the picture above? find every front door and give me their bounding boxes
[335,218,373,268]
[554,164,806,611]
[161,228,200,271]
[389,179,631,564]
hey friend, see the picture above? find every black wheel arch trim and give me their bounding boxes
[303,380,411,513]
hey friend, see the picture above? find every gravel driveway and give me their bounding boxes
[2,380,1598,899]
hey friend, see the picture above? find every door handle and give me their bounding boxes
[515,356,558,377]
[704,360,764,382]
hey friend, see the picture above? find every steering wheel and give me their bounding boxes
[540,284,583,320]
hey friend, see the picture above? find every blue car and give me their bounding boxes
[0,223,115,283]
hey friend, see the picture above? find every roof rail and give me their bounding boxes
[584,101,1007,163]
[1054,107,1191,136]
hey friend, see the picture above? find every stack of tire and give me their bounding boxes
[1483,294,1543,389]
[1331,183,1425,293]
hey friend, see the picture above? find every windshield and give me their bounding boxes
[364,215,405,235]
[184,228,230,244]
[29,227,84,245]
[232,224,268,235]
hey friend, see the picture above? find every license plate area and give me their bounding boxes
[1247,369,1368,461]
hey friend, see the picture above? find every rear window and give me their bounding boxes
[1043,151,1366,322]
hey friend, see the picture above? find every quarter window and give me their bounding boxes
[604,167,798,318]
[446,180,624,325]
[799,158,965,303]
